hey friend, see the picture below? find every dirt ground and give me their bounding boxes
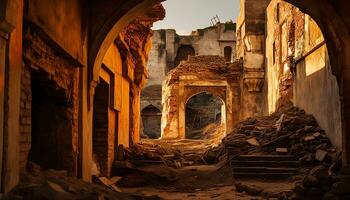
[117,162,295,200]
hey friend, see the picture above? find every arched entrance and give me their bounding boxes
[141,105,162,139]
[185,92,226,140]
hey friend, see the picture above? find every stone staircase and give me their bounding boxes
[230,155,300,180]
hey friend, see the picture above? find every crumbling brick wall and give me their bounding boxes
[19,66,32,171]
[161,56,243,139]
[21,24,80,176]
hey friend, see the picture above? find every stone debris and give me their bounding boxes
[220,106,338,163]
[235,182,263,196]
[125,122,226,168]
[219,105,343,199]
[3,169,162,200]
[276,148,288,154]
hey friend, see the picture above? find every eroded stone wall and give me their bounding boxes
[142,23,237,122]
[265,0,342,149]
[161,56,242,139]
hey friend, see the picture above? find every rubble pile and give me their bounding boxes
[126,121,226,168]
[220,105,344,199]
[3,166,161,200]
[125,140,220,169]
[222,106,339,163]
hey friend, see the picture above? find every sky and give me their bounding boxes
[153,0,240,35]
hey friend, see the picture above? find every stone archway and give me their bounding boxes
[185,92,226,140]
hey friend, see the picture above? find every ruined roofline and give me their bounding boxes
[165,55,243,84]
[152,21,237,37]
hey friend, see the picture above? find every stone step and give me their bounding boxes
[231,155,297,162]
[233,172,295,180]
[230,160,300,168]
[232,167,299,174]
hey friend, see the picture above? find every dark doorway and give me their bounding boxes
[141,105,161,139]
[224,46,232,62]
[92,78,109,176]
[29,70,73,171]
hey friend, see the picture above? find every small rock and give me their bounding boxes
[235,182,264,195]
[304,135,316,142]
[276,148,288,153]
[313,132,321,138]
[276,114,285,132]
[47,181,68,193]
[315,149,328,162]
[246,137,260,146]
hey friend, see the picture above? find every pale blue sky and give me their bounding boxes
[153,0,240,35]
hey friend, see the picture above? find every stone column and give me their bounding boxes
[0,0,23,192]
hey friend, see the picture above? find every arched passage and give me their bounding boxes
[185,92,226,140]
[141,105,162,139]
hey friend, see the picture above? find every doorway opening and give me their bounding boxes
[29,70,73,171]
[185,92,225,140]
[141,105,161,139]
[224,46,233,62]
[92,78,110,176]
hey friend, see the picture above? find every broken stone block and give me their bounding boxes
[94,176,122,192]
[47,181,68,193]
[235,182,264,196]
[304,135,316,142]
[275,114,285,132]
[313,132,321,138]
[246,137,260,146]
[315,149,328,162]
[110,176,122,185]
[276,148,288,153]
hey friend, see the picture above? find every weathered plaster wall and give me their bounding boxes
[27,0,86,64]
[146,30,167,86]
[265,0,342,149]
[236,0,270,120]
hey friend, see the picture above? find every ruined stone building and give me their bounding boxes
[1,0,350,199]
[141,23,236,138]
